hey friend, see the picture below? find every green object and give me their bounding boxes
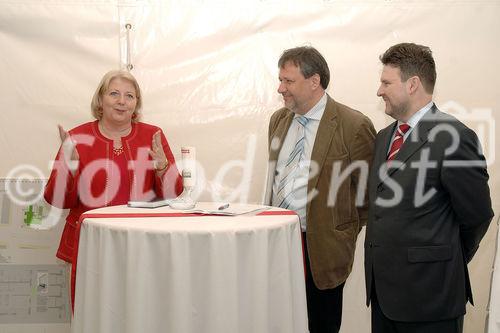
[24,205,34,226]
[24,205,44,226]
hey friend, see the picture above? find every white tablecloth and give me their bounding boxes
[71,203,308,333]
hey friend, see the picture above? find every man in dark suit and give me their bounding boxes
[365,42,494,333]
[264,46,376,333]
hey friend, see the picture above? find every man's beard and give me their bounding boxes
[283,96,297,112]
[387,99,410,120]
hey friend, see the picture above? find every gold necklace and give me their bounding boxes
[113,146,124,156]
[99,122,130,156]
[99,122,131,138]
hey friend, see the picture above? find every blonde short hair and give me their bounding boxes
[90,70,142,122]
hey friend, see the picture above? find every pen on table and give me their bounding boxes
[218,203,230,210]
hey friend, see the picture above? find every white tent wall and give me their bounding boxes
[0,1,498,332]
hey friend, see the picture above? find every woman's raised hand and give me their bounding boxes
[58,125,79,173]
[149,130,168,173]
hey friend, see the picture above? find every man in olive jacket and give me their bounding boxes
[264,46,376,333]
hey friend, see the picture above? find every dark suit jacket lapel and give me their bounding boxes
[308,97,338,205]
[374,123,396,173]
[387,104,440,178]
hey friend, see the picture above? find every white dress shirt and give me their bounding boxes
[272,93,327,231]
[387,101,434,155]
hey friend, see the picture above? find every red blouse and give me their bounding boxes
[44,121,183,263]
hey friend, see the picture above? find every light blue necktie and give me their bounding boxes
[274,116,309,209]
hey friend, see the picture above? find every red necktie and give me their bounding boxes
[387,123,410,160]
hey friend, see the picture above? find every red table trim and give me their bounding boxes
[78,210,296,222]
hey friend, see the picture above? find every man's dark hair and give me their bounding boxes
[380,42,437,94]
[278,46,330,89]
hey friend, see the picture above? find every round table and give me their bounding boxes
[71,203,308,333]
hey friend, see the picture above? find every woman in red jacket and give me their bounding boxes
[44,70,183,264]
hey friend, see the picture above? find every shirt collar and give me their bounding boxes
[400,101,434,128]
[294,92,327,121]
